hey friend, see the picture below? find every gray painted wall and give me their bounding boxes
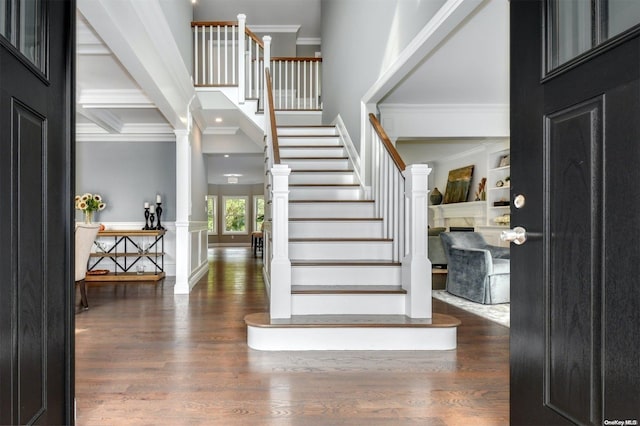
[76,141,176,223]
[159,0,193,75]
[321,0,446,150]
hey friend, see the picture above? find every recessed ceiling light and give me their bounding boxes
[223,173,243,177]
[224,154,230,158]
[215,117,223,123]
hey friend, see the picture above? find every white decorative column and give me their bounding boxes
[269,164,291,319]
[402,164,432,318]
[174,129,191,294]
[237,14,246,104]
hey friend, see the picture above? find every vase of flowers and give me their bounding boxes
[75,193,106,224]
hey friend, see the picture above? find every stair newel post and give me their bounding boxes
[262,35,271,113]
[401,164,432,318]
[237,14,246,104]
[270,164,292,318]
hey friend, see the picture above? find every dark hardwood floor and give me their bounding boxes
[75,247,509,425]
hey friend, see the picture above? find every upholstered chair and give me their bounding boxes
[440,232,510,304]
[75,224,100,309]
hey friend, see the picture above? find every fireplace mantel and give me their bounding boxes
[429,201,486,228]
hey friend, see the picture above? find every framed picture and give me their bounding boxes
[443,165,474,204]
[498,154,510,167]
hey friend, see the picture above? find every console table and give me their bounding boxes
[86,229,165,282]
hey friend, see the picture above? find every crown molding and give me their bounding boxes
[78,89,155,108]
[296,37,321,46]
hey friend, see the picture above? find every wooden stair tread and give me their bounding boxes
[291,285,406,294]
[291,260,401,266]
[245,312,461,328]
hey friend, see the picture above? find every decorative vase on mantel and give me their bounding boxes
[84,211,94,224]
[430,187,443,205]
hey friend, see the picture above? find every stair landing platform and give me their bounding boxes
[245,312,461,351]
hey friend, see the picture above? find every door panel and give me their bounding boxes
[14,101,47,424]
[545,98,603,424]
[511,0,640,423]
[0,0,74,424]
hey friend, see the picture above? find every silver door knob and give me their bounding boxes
[500,226,527,245]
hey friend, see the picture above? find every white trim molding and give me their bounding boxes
[296,37,321,46]
[249,24,300,34]
[378,103,509,139]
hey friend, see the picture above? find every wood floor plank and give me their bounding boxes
[75,247,509,425]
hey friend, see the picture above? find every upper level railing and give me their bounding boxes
[192,15,322,111]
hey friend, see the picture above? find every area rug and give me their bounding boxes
[432,290,510,327]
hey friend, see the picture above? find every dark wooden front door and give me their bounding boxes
[0,0,75,424]
[511,0,640,424]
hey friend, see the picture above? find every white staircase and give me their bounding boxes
[246,125,460,350]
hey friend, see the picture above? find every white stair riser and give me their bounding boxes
[279,147,346,158]
[281,158,350,170]
[247,327,458,351]
[278,136,341,146]
[289,241,392,260]
[289,221,383,238]
[289,187,363,200]
[289,173,356,185]
[292,294,405,315]
[292,265,401,286]
[277,127,337,136]
[289,202,375,218]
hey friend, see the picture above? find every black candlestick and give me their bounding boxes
[149,212,155,229]
[155,203,165,230]
[143,207,150,230]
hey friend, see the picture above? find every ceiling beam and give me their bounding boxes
[78,0,195,130]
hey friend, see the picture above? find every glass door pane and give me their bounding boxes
[19,0,42,68]
[548,0,593,69]
[607,0,640,38]
[0,0,9,39]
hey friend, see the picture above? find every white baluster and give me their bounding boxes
[216,25,220,84]
[207,25,213,85]
[278,60,282,110]
[193,25,199,85]
[237,14,246,103]
[201,24,205,85]
[296,61,300,109]
[223,25,228,84]
[315,61,320,109]
[303,60,307,109]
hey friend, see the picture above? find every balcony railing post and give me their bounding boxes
[237,14,246,104]
[262,35,271,113]
[401,164,432,319]
[269,164,291,319]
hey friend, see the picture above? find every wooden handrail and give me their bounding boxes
[368,113,406,172]
[265,68,280,164]
[191,21,238,27]
[270,57,323,62]
[245,27,264,48]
